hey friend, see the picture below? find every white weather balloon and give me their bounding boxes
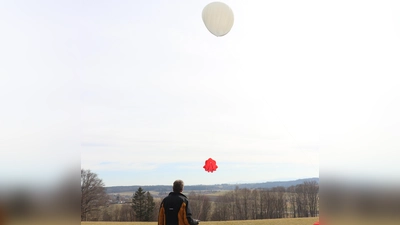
[202,2,234,37]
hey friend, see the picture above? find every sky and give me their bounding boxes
[1,0,399,187]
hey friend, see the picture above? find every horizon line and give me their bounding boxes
[105,177,319,188]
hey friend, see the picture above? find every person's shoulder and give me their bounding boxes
[167,192,188,201]
[162,192,174,200]
[178,193,189,200]
[179,193,188,198]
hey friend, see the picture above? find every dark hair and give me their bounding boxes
[173,180,184,192]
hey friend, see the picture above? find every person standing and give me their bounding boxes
[158,180,200,225]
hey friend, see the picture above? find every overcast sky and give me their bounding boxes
[1,0,399,187]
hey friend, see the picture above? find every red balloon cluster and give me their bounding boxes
[203,158,218,173]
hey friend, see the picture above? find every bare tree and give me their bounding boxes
[272,186,286,218]
[259,189,269,219]
[152,198,162,221]
[304,181,319,217]
[286,185,297,218]
[102,207,112,221]
[113,205,121,221]
[264,190,276,219]
[119,204,133,221]
[81,169,109,221]
[295,183,309,217]
[188,192,212,221]
[211,192,234,221]
[250,189,260,219]
[240,188,251,219]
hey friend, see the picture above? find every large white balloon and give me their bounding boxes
[202,2,234,37]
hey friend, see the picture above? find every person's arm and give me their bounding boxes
[158,201,165,225]
[185,200,199,225]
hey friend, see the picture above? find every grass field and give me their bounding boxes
[81,217,319,225]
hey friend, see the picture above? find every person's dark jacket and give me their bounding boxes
[158,192,199,225]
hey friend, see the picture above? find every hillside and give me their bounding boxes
[105,177,319,194]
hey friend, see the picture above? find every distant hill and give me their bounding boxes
[105,177,319,194]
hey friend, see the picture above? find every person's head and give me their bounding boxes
[173,180,184,193]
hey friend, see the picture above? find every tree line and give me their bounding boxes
[210,182,319,221]
[81,169,157,221]
[81,169,319,221]
[105,178,319,194]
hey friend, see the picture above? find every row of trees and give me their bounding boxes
[81,169,319,222]
[210,181,319,221]
[81,169,157,221]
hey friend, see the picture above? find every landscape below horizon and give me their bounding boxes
[106,177,319,195]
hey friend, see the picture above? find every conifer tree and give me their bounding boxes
[144,191,155,221]
[132,187,155,221]
[132,187,146,220]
